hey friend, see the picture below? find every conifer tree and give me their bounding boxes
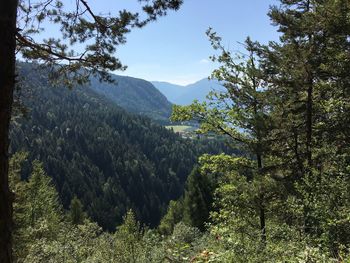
[262,1,350,245]
[11,159,63,260]
[69,196,86,225]
[172,32,276,246]
[158,200,184,235]
[114,210,144,263]
[263,0,350,179]
[182,166,213,231]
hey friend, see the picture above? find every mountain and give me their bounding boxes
[90,75,172,123]
[150,81,187,103]
[10,64,234,230]
[152,78,223,105]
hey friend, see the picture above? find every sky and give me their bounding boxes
[114,0,281,85]
[25,0,281,86]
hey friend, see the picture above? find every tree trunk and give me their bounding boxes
[303,77,314,234]
[305,1,313,174]
[306,80,313,171]
[259,202,266,245]
[0,0,18,262]
[293,128,304,179]
[252,70,267,247]
[257,154,266,246]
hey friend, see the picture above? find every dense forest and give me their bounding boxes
[5,0,350,262]
[89,74,173,124]
[10,63,234,231]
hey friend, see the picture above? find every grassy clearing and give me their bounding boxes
[165,125,196,133]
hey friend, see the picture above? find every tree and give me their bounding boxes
[260,0,350,245]
[10,159,64,260]
[0,1,183,261]
[171,32,275,246]
[182,166,213,231]
[69,196,86,225]
[158,199,183,235]
[168,0,350,260]
[114,210,144,263]
[263,0,350,180]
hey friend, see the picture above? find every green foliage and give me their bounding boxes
[89,74,173,123]
[262,0,350,256]
[171,32,279,248]
[9,1,350,262]
[182,166,214,231]
[159,165,216,233]
[21,221,103,263]
[10,64,235,231]
[8,151,28,191]
[16,0,183,87]
[25,161,62,227]
[10,156,64,261]
[288,170,350,254]
[170,0,350,261]
[163,222,203,262]
[69,196,86,225]
[114,210,145,263]
[158,200,184,235]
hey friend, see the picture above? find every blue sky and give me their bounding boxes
[114,0,281,85]
[25,0,281,85]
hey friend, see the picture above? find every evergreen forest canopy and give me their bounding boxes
[89,74,173,124]
[10,63,234,231]
[7,0,350,262]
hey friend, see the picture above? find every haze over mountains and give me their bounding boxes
[152,78,223,105]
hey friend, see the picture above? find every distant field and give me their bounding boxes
[165,125,197,133]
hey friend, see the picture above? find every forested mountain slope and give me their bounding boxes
[10,64,233,230]
[90,74,172,123]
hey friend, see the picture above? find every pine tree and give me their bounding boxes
[69,196,86,225]
[172,33,276,246]
[262,0,350,254]
[158,200,184,235]
[114,210,144,263]
[182,166,213,231]
[11,159,63,260]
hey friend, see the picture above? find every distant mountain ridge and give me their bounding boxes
[152,78,223,105]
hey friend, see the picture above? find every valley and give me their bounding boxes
[3,1,350,262]
[10,63,234,231]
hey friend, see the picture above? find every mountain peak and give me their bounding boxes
[152,78,223,105]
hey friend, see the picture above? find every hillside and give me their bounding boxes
[152,78,223,105]
[90,75,173,123]
[10,64,233,230]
